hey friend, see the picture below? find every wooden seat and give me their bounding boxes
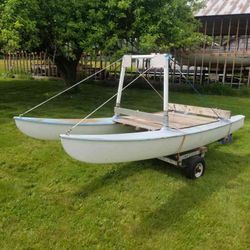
[114,104,229,131]
[115,111,218,131]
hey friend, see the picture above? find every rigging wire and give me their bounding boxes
[66,66,153,134]
[137,69,163,100]
[169,58,222,119]
[19,57,122,117]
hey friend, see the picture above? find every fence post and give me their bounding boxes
[3,54,7,73]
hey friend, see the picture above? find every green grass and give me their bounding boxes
[0,79,250,249]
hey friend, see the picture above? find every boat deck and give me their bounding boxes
[115,111,217,131]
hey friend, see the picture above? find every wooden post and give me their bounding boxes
[21,51,24,74]
[44,52,47,76]
[94,51,97,80]
[36,52,39,75]
[193,54,197,84]
[14,53,17,73]
[114,60,118,80]
[173,49,176,84]
[219,19,224,46]
[11,53,14,73]
[80,53,84,77]
[103,53,107,80]
[248,67,250,87]
[208,56,212,84]
[16,52,19,74]
[24,51,30,74]
[208,19,215,84]
[227,18,232,51]
[29,52,32,75]
[235,18,240,51]
[200,20,207,84]
[55,58,58,77]
[40,52,43,75]
[3,54,7,73]
[163,55,169,127]
[48,54,51,77]
[23,51,25,74]
[129,57,133,80]
[222,55,227,84]
[215,55,219,82]
[90,52,93,77]
[20,51,23,73]
[211,19,215,48]
[179,55,183,84]
[239,55,243,87]
[107,53,111,79]
[231,53,236,86]
[97,51,100,79]
[187,56,190,83]
[22,51,26,73]
[100,51,103,80]
[8,53,10,72]
[20,51,23,74]
[32,52,35,75]
[222,18,232,84]
[245,19,249,51]
[82,52,86,77]
[231,18,240,86]
[19,51,24,74]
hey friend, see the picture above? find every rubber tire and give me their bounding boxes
[183,156,206,179]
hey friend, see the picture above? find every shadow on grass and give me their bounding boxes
[74,155,197,200]
[74,148,249,202]
[132,150,250,236]
[73,146,249,239]
[74,162,157,199]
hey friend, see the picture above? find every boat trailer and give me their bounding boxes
[158,147,207,179]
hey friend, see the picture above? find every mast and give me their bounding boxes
[151,54,170,128]
[115,55,131,108]
[163,54,170,128]
[115,54,171,129]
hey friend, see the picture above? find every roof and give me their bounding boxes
[195,0,250,17]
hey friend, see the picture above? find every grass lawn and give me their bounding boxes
[0,79,250,249]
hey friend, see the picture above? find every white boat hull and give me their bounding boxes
[60,115,244,164]
[14,116,134,140]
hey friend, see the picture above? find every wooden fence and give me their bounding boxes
[3,51,250,87]
[3,52,58,77]
[3,52,122,80]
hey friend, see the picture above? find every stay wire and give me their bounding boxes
[66,66,153,134]
[169,58,222,119]
[137,69,163,100]
[19,57,122,117]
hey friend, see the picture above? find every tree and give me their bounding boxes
[0,0,203,87]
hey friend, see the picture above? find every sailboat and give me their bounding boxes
[59,54,244,163]
[14,54,244,178]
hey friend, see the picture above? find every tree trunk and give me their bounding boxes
[54,54,81,92]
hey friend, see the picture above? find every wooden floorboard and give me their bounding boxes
[115,112,217,131]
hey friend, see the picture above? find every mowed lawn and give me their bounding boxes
[0,79,250,249]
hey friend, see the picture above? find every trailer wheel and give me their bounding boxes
[184,156,206,179]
